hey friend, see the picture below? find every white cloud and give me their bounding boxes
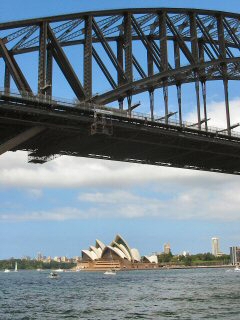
[1,98,240,223]
[187,97,240,131]
[0,98,240,190]
[78,190,139,204]
[2,184,240,222]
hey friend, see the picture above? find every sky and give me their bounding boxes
[0,0,240,260]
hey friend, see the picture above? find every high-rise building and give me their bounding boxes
[37,252,43,261]
[212,237,220,256]
[230,246,240,265]
[164,243,171,254]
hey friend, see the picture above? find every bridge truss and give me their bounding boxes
[1,8,240,174]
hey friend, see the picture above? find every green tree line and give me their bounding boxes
[157,252,230,266]
[0,259,76,270]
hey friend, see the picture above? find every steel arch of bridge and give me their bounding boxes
[1,8,240,173]
[1,8,240,130]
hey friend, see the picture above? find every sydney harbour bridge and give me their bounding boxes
[1,8,240,174]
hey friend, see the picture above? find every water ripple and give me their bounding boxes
[0,268,239,319]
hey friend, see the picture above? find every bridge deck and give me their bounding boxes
[1,93,240,174]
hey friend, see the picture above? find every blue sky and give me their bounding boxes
[0,0,240,260]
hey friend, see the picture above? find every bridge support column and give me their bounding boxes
[0,126,45,156]
[118,98,124,111]
[124,13,133,82]
[38,22,47,95]
[223,78,231,136]
[127,95,132,117]
[4,64,10,95]
[149,90,154,121]
[195,75,201,130]
[46,47,53,96]
[217,14,231,136]
[176,84,182,127]
[84,16,93,100]
[163,84,168,124]
[201,81,208,131]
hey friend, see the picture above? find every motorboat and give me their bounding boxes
[54,268,64,272]
[4,269,10,273]
[104,269,117,275]
[234,265,240,272]
[49,272,59,279]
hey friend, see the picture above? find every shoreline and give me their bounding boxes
[76,264,234,272]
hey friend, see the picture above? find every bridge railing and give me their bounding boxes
[1,88,240,139]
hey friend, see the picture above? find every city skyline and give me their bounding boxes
[0,0,240,259]
[0,235,236,260]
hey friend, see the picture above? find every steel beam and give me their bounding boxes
[0,126,45,155]
[95,56,240,104]
[147,37,154,77]
[201,81,208,131]
[159,11,168,71]
[124,13,133,82]
[92,17,126,82]
[84,16,92,99]
[166,14,195,65]
[38,22,47,95]
[92,47,117,89]
[47,25,86,100]
[131,15,162,71]
[174,40,182,126]
[4,64,10,94]
[46,47,53,96]
[159,12,169,123]
[132,55,147,78]
[217,14,231,135]
[177,84,182,126]
[190,13,201,129]
[117,37,125,89]
[0,38,32,93]
[149,89,154,120]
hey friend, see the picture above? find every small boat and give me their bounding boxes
[36,268,43,272]
[14,262,18,272]
[49,272,59,279]
[54,268,64,272]
[104,269,117,275]
[4,269,10,273]
[234,265,240,272]
[103,251,117,275]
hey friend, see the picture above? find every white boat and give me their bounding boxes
[234,265,240,272]
[4,269,10,273]
[49,272,59,279]
[104,269,116,275]
[14,262,18,272]
[54,268,64,272]
[103,251,117,275]
[36,268,43,272]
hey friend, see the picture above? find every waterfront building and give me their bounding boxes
[53,256,61,262]
[230,246,240,265]
[142,255,158,263]
[164,243,171,254]
[212,237,220,256]
[37,252,43,261]
[61,256,68,262]
[79,234,157,271]
[82,234,141,263]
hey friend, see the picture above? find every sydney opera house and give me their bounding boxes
[78,234,158,271]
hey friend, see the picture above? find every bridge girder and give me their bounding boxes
[1,8,240,172]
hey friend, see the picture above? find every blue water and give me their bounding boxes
[0,268,239,319]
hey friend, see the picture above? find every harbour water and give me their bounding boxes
[0,268,239,319]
